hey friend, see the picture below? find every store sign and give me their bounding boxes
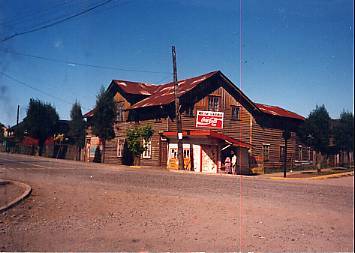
[196,110,224,129]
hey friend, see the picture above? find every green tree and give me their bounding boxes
[126,124,154,165]
[24,99,59,156]
[91,87,116,163]
[298,105,331,172]
[333,111,354,166]
[0,122,4,140]
[68,101,86,160]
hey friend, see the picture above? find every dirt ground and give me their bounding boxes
[0,153,353,252]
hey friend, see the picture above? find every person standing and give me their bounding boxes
[231,151,237,174]
[224,156,231,174]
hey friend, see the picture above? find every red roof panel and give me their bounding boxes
[113,80,159,96]
[130,71,219,109]
[256,103,305,120]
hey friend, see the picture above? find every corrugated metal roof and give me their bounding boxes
[113,80,159,96]
[130,71,218,109]
[84,70,305,121]
[255,103,305,120]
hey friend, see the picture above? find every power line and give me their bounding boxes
[0,0,83,27]
[0,49,171,75]
[1,0,115,43]
[0,71,88,109]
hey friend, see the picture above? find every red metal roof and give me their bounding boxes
[113,80,159,96]
[163,129,251,148]
[130,71,219,109]
[255,103,305,120]
[83,108,94,118]
[84,70,304,121]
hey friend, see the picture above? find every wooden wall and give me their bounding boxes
[86,79,307,170]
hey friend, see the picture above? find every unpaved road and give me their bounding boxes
[0,153,353,252]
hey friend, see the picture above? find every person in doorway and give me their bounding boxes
[231,150,237,174]
[224,156,231,174]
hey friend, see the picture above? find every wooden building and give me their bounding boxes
[84,70,312,173]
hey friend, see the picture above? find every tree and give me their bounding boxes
[298,105,331,172]
[91,87,116,163]
[333,111,354,166]
[68,101,86,160]
[24,99,59,156]
[0,122,4,141]
[126,124,154,165]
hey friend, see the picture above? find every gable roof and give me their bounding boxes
[256,103,305,120]
[85,70,304,121]
[130,71,219,109]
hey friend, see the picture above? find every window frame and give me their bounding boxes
[279,145,285,162]
[116,102,124,122]
[142,138,152,159]
[263,144,270,162]
[116,138,125,158]
[231,105,241,120]
[185,103,195,117]
[297,145,303,161]
[208,96,220,112]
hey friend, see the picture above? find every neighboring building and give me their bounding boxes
[84,70,311,173]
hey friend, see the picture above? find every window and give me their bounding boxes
[208,96,220,112]
[142,139,152,158]
[116,138,125,157]
[185,104,194,117]
[116,102,124,122]
[231,106,241,120]
[297,145,302,161]
[308,147,313,161]
[280,145,285,161]
[263,144,270,162]
[183,149,190,158]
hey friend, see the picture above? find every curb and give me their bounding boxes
[310,171,354,180]
[0,179,32,212]
[268,171,353,181]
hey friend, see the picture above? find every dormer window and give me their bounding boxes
[208,96,219,112]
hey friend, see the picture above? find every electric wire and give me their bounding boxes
[0,71,89,110]
[0,0,115,43]
[0,49,171,75]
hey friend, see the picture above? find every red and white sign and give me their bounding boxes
[196,110,224,129]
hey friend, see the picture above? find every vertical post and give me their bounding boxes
[16,105,20,126]
[284,138,287,178]
[172,46,184,170]
[282,129,291,178]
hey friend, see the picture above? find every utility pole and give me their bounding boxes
[282,129,291,178]
[172,46,184,170]
[16,105,20,126]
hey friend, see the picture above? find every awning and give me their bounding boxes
[162,129,251,149]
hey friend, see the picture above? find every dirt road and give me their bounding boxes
[0,153,353,251]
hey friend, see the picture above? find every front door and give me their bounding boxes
[159,138,168,167]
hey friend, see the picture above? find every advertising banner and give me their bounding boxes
[196,110,224,129]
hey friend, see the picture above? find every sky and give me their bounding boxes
[0,0,353,126]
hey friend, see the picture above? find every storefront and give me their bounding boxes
[162,130,251,174]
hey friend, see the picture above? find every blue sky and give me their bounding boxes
[0,0,353,126]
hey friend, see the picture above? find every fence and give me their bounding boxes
[0,141,82,161]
